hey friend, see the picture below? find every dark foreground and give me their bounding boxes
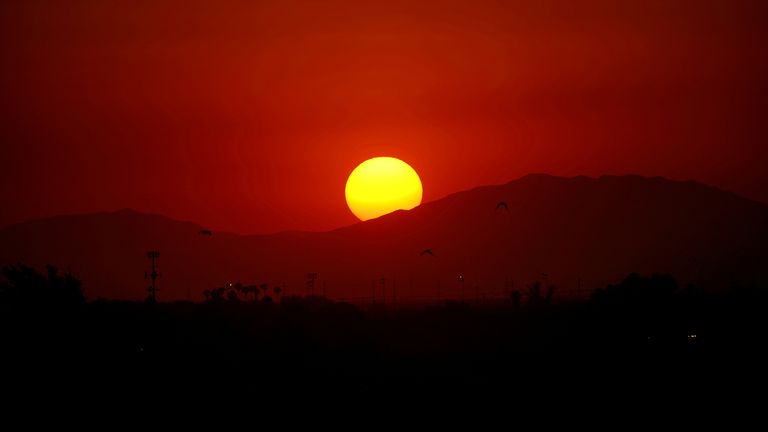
[2,277,767,401]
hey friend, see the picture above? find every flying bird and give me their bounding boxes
[496,201,509,211]
[420,249,436,257]
[198,229,213,236]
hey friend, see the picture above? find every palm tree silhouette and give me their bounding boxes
[234,282,245,300]
[247,284,260,301]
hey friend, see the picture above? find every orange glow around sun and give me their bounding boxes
[345,157,423,221]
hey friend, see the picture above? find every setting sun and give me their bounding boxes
[345,157,423,221]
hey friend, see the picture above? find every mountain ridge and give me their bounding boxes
[1,174,766,301]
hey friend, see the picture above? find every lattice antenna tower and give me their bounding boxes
[145,250,162,302]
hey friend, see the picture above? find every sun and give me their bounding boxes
[345,157,423,221]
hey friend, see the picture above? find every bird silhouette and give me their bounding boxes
[420,249,436,257]
[496,201,509,211]
[198,229,213,236]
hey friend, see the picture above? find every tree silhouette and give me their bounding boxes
[203,286,228,303]
[510,290,522,308]
[591,273,678,307]
[248,285,260,301]
[234,282,245,300]
[527,281,542,306]
[0,263,84,306]
[204,282,278,303]
[545,285,556,303]
[226,289,239,302]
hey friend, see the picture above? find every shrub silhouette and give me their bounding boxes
[204,282,279,303]
[510,289,522,307]
[0,263,84,306]
[591,272,678,307]
[527,281,542,306]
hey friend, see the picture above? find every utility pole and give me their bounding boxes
[380,277,386,306]
[505,278,514,301]
[371,279,376,304]
[392,279,397,305]
[306,272,318,296]
[145,250,161,303]
[577,277,582,300]
[459,275,465,302]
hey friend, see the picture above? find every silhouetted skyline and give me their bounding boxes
[2,174,765,301]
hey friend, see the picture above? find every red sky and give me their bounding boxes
[1,0,767,234]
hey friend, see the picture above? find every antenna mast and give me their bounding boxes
[145,250,161,303]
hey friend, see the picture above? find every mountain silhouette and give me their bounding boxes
[1,174,766,301]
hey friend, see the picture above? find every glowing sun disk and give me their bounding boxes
[345,157,423,221]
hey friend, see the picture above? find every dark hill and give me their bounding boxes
[1,175,766,301]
